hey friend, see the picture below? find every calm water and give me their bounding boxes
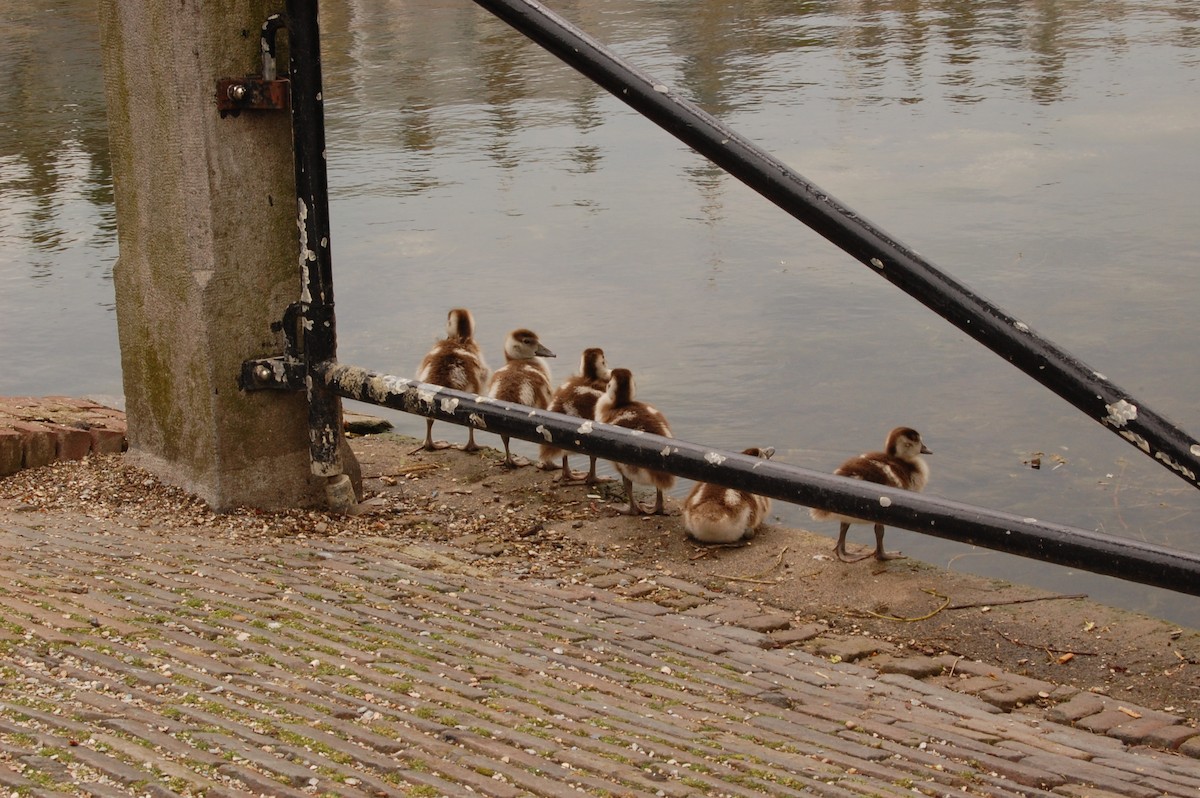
[3,0,1199,625]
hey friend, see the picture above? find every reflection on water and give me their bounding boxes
[0,0,119,394]
[2,0,1198,624]
[0,1,114,261]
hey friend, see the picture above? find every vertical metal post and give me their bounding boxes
[284,0,354,510]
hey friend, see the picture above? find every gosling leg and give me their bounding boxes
[649,488,667,516]
[417,418,452,452]
[555,454,590,484]
[613,477,642,515]
[834,522,874,563]
[873,523,906,561]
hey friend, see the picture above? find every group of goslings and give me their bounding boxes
[414,308,932,561]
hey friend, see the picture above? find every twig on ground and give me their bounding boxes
[714,546,790,583]
[946,593,1087,611]
[863,588,951,622]
[991,627,1097,656]
[720,574,779,585]
[386,463,444,476]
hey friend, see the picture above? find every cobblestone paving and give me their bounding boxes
[1,507,1198,797]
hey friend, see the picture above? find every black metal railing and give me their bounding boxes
[239,0,1200,597]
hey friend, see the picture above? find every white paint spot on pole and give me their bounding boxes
[577,420,594,434]
[1013,321,1030,333]
[1104,399,1137,428]
[870,257,884,269]
[536,425,553,442]
[297,198,312,303]
[1120,430,1151,453]
[1154,452,1197,482]
[705,452,726,466]
[879,496,892,507]
[439,397,459,414]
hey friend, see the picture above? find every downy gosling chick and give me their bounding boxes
[415,308,489,452]
[594,368,675,515]
[538,347,611,483]
[810,426,931,562]
[682,447,775,544]
[486,328,555,467]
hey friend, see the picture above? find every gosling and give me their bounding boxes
[810,427,931,562]
[594,368,675,515]
[415,308,489,452]
[486,328,555,467]
[682,447,775,544]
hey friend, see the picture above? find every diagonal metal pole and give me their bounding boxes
[470,0,1200,492]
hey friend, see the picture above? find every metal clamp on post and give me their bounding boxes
[239,303,306,392]
[217,14,290,117]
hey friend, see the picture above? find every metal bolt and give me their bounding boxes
[254,364,273,383]
[227,83,248,102]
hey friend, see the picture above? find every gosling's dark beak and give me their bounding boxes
[761,447,776,460]
[536,344,555,358]
[921,444,932,454]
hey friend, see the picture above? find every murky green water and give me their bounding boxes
[2,0,1198,624]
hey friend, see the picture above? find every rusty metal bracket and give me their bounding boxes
[217,13,290,118]
[217,76,289,117]
[239,303,304,391]
[239,356,304,391]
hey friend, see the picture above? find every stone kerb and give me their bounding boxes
[0,396,128,477]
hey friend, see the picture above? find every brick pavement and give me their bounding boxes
[1,501,1199,797]
[2,398,1198,796]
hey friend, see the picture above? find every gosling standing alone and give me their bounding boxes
[682,447,775,544]
[810,426,931,562]
[486,328,556,467]
[594,368,675,515]
[415,308,490,452]
[538,347,611,483]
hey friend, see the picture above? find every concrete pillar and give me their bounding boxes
[98,0,355,510]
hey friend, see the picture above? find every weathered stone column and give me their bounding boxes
[98,0,354,510]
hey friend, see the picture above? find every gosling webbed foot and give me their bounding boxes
[555,469,592,485]
[834,545,875,563]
